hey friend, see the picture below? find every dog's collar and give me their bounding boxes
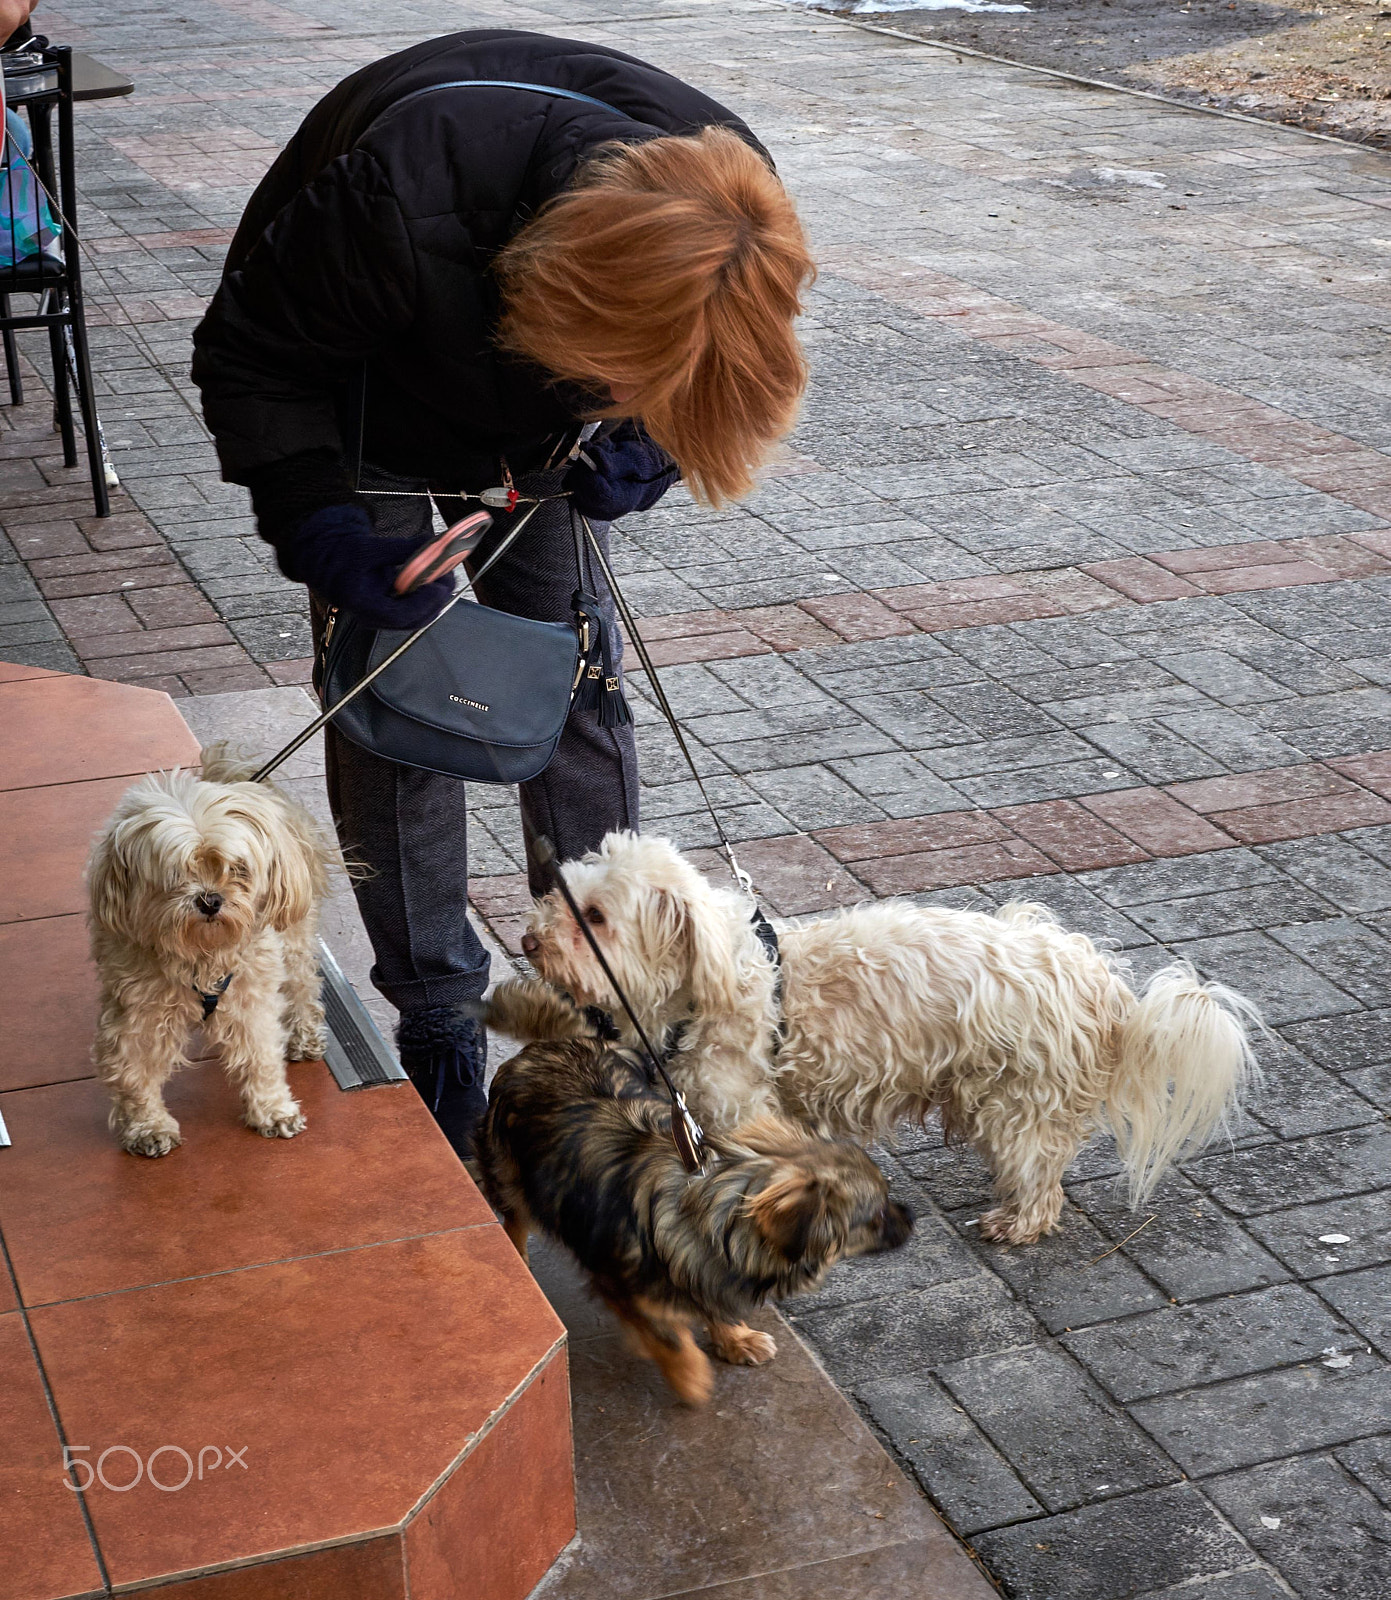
[192,973,233,1021]
[587,909,784,1066]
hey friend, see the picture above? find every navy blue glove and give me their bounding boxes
[565,423,680,522]
[276,503,453,631]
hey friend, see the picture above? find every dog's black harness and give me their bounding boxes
[192,973,233,1020]
[655,909,785,1069]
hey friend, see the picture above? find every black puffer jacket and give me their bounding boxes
[191,30,763,537]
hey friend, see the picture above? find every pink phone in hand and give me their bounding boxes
[393,511,494,595]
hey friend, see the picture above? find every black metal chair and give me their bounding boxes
[0,43,109,516]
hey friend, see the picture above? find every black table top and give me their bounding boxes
[3,48,133,103]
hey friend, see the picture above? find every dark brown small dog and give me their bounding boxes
[476,981,912,1405]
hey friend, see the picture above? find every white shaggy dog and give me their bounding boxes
[515,832,1262,1244]
[87,746,334,1157]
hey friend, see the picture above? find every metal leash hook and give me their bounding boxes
[533,835,706,1174]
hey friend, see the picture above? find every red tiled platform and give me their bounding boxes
[0,665,574,1599]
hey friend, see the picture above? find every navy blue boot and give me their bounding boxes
[397,1006,488,1164]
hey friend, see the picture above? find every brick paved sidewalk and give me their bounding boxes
[3,3,1390,1597]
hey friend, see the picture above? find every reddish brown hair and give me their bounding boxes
[495,127,815,507]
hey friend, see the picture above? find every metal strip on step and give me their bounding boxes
[318,940,406,1090]
[0,1109,9,1147]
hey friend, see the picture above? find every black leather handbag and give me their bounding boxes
[318,595,582,784]
[310,495,631,785]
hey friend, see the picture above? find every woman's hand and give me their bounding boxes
[565,422,679,522]
[276,504,453,630]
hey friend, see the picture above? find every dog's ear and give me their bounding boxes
[257,801,320,932]
[86,826,135,944]
[746,1166,845,1266]
[662,874,745,1014]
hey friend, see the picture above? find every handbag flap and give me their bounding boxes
[364,601,578,748]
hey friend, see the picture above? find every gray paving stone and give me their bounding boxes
[1080,851,1281,910]
[1344,1063,1391,1112]
[786,1273,1038,1386]
[1076,721,1228,787]
[1281,1009,1391,1075]
[1314,1266,1391,1360]
[953,758,1151,809]
[1205,1455,1391,1600]
[1185,1126,1391,1218]
[962,1202,1164,1334]
[1068,1173,1290,1302]
[1244,1188,1391,1280]
[857,1374,1046,1536]
[1174,932,1360,1026]
[1139,1572,1291,1600]
[743,764,886,830]
[1250,1036,1382,1139]
[971,1483,1251,1600]
[714,724,900,774]
[1271,920,1391,1009]
[938,1346,1179,1513]
[1128,884,1338,944]
[1337,1435,1391,1510]
[981,876,1153,951]
[1259,838,1391,916]
[1133,1361,1391,1477]
[1158,651,1296,709]
[897,1140,997,1214]
[826,750,969,817]
[1061,1284,1361,1403]
[1162,710,1308,774]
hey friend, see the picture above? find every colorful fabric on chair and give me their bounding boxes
[0,109,58,268]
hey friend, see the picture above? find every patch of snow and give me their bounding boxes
[784,0,1033,12]
[851,1,1032,12]
[1092,167,1167,190]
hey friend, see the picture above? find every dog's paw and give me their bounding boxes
[250,1106,306,1140]
[978,1206,1055,1246]
[285,1028,328,1062]
[710,1323,777,1366]
[121,1123,182,1158]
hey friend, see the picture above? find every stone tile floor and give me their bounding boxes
[1,1,1389,1596]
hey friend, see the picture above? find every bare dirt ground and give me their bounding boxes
[832,0,1391,148]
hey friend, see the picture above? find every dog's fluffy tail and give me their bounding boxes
[1105,962,1263,1205]
[478,978,595,1043]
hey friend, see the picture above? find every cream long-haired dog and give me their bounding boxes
[87,746,334,1157]
[510,832,1262,1244]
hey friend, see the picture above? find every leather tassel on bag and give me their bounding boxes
[572,589,633,727]
[595,605,633,729]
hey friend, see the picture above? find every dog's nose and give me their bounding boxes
[520,931,540,956]
[880,1201,914,1252]
[195,892,224,918]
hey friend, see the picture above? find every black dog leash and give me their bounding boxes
[578,514,785,1036]
[534,835,706,1174]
